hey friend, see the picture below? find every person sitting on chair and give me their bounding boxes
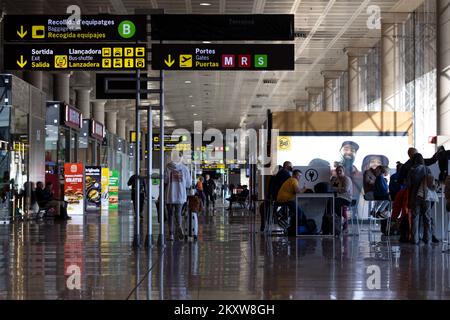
[35,182,70,220]
[373,166,391,218]
[227,185,249,211]
[276,170,306,235]
[332,166,353,233]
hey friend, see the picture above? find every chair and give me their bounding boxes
[342,199,360,236]
[264,201,289,236]
[368,198,392,236]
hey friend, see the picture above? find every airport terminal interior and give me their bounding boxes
[1,0,450,300]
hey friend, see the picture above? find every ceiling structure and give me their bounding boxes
[2,0,425,131]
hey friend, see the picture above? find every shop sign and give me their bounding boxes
[64,104,82,129]
[150,14,294,41]
[85,166,101,212]
[201,163,226,170]
[64,163,84,215]
[101,168,109,212]
[4,44,147,70]
[91,120,104,140]
[3,15,147,42]
[151,44,294,71]
[108,170,119,209]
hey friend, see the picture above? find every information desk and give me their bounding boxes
[295,193,335,237]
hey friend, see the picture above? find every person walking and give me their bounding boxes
[127,174,146,219]
[203,174,216,211]
[165,154,191,241]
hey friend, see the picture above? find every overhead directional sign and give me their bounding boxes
[151,14,294,41]
[96,73,149,99]
[152,134,191,151]
[3,15,147,42]
[4,44,147,70]
[151,44,294,71]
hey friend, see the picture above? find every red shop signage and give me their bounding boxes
[64,104,82,130]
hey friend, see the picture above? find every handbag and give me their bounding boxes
[423,166,439,202]
[426,188,439,202]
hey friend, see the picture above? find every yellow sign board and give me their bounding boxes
[277,136,291,151]
[179,54,193,68]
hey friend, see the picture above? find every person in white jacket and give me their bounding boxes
[165,154,191,241]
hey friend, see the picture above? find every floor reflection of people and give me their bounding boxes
[166,243,188,299]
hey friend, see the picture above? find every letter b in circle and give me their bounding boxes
[119,20,136,38]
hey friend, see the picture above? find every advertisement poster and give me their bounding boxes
[85,166,102,212]
[64,163,84,215]
[109,170,119,209]
[101,167,109,211]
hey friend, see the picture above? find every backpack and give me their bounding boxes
[314,182,332,193]
[306,219,318,235]
[321,214,341,236]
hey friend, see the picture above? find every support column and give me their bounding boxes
[106,111,118,135]
[53,72,71,103]
[75,88,91,119]
[344,48,369,111]
[117,119,127,140]
[24,72,43,90]
[294,100,308,112]
[438,0,450,139]
[381,13,409,111]
[92,100,106,124]
[321,71,343,111]
[306,87,323,111]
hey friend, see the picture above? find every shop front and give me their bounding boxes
[78,119,103,167]
[45,102,82,198]
[0,74,46,220]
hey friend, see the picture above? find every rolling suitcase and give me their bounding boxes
[184,210,198,241]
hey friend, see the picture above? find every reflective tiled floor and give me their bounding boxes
[1,199,450,300]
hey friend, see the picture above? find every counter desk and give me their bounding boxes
[295,193,335,237]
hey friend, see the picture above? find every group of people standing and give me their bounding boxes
[389,147,447,244]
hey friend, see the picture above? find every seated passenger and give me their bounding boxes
[35,182,70,220]
[276,169,306,233]
[226,185,249,210]
[363,167,377,200]
[332,166,353,232]
[374,166,390,200]
[372,166,390,218]
[269,161,293,201]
